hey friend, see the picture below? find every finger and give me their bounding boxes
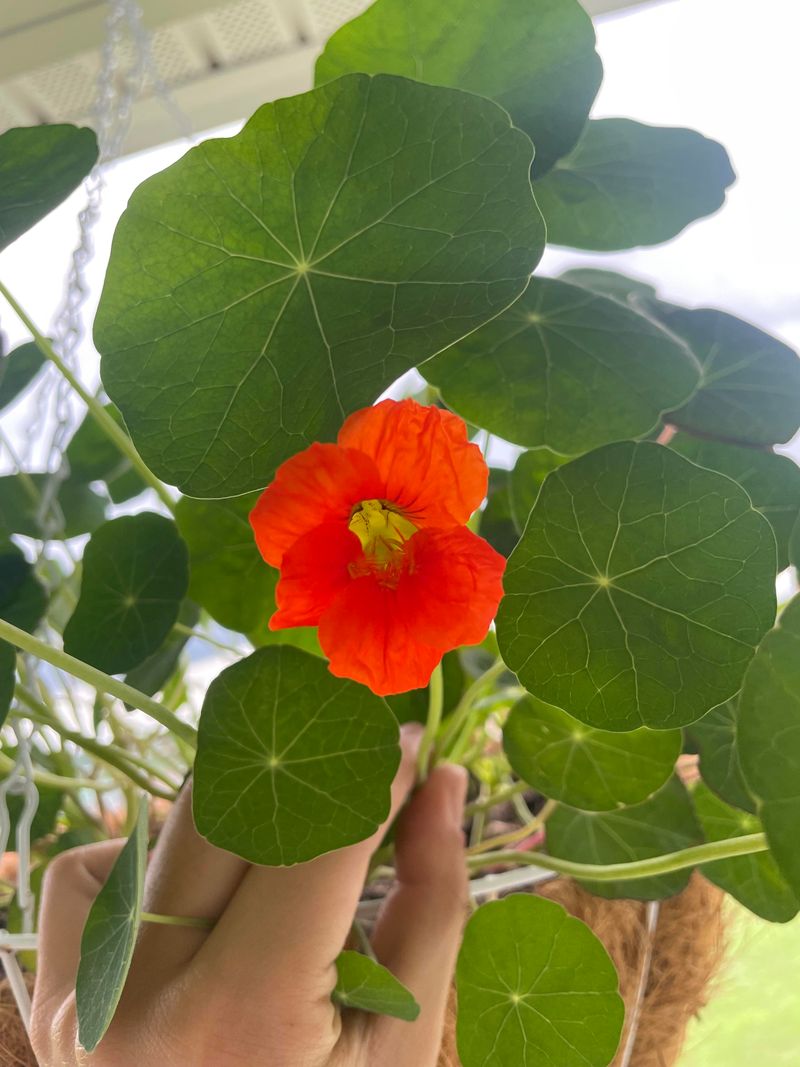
[190,724,422,1007]
[32,841,125,1011]
[133,780,249,975]
[366,763,468,1067]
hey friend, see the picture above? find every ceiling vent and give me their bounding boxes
[0,0,649,154]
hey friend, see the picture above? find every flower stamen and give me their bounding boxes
[348,499,417,585]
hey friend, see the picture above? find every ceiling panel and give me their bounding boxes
[0,0,658,153]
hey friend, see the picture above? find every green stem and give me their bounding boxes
[15,690,179,800]
[0,278,174,512]
[140,911,214,931]
[467,798,557,856]
[439,657,507,755]
[0,750,115,792]
[463,780,528,818]
[0,618,196,749]
[172,622,243,655]
[417,662,444,781]
[466,833,769,881]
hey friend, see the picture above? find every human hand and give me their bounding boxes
[30,725,468,1067]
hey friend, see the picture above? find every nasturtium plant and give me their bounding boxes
[0,542,48,633]
[333,951,420,1021]
[0,124,98,251]
[558,267,657,305]
[316,0,603,176]
[95,73,544,497]
[738,595,800,896]
[193,645,400,864]
[686,699,755,814]
[0,340,45,411]
[2,0,800,1062]
[670,435,800,571]
[546,777,704,900]
[693,782,799,924]
[0,472,107,540]
[651,304,800,445]
[456,895,624,1067]
[75,802,148,1052]
[504,695,681,811]
[64,404,148,504]
[508,448,567,534]
[424,276,700,455]
[496,440,777,731]
[63,513,189,674]
[532,119,735,250]
[175,492,272,634]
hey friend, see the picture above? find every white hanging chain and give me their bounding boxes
[0,721,40,1028]
[0,0,192,1034]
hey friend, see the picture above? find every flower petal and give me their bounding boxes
[270,522,360,629]
[318,580,443,696]
[250,443,382,567]
[337,399,487,527]
[318,527,505,695]
[397,527,506,648]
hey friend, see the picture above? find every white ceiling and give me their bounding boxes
[0,0,657,154]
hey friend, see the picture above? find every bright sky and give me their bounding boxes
[1,0,798,461]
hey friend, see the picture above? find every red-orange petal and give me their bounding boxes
[336,399,487,528]
[270,522,360,629]
[317,527,505,695]
[250,443,382,568]
[318,580,443,696]
[396,527,506,649]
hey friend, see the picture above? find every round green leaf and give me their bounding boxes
[479,468,519,558]
[96,74,544,497]
[175,492,275,633]
[653,305,800,446]
[670,436,800,571]
[508,449,565,534]
[76,802,147,1052]
[559,268,657,306]
[739,595,800,896]
[496,441,777,731]
[0,124,98,251]
[333,951,420,1021]
[546,777,704,900]
[0,543,48,633]
[316,0,602,176]
[425,278,700,455]
[687,699,755,814]
[0,473,107,540]
[193,645,400,865]
[693,782,798,923]
[123,599,199,698]
[0,341,45,411]
[456,894,624,1067]
[504,695,680,811]
[63,514,188,674]
[64,404,147,503]
[533,119,735,250]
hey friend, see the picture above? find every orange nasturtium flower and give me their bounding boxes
[249,399,506,696]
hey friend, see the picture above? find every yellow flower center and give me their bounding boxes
[348,499,417,570]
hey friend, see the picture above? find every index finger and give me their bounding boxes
[187,724,422,1005]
